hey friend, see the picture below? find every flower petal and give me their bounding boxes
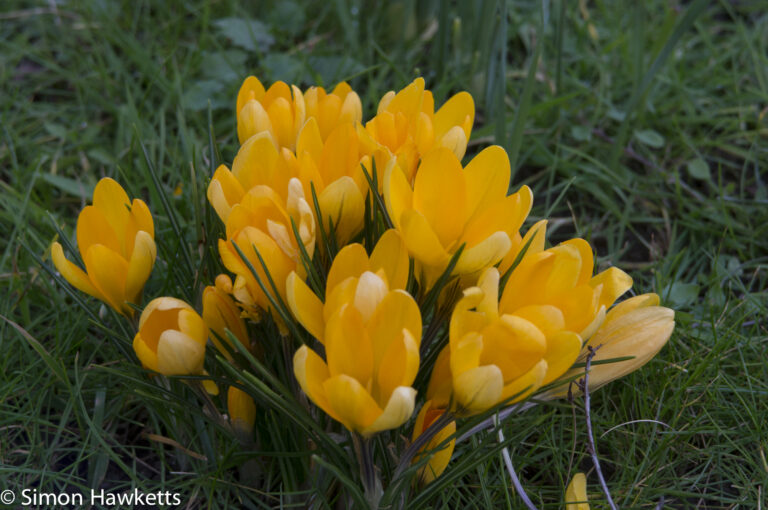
[453,365,503,415]
[480,315,547,381]
[286,272,325,342]
[77,206,120,259]
[325,306,373,386]
[231,132,285,194]
[561,238,593,285]
[586,306,675,388]
[51,242,104,301]
[453,231,511,275]
[426,347,453,408]
[236,76,266,116]
[130,198,154,239]
[125,231,156,306]
[92,177,131,244]
[326,243,370,294]
[156,329,205,375]
[412,148,466,247]
[177,308,208,345]
[376,328,420,403]
[399,209,451,268]
[590,267,633,310]
[450,331,484,379]
[362,386,417,436]
[323,374,382,432]
[383,158,413,230]
[367,289,423,374]
[207,165,245,223]
[500,359,547,403]
[542,331,582,385]
[462,145,510,221]
[565,473,589,510]
[500,219,547,275]
[294,345,339,421]
[434,91,474,143]
[132,333,158,371]
[370,229,410,290]
[353,271,389,323]
[318,176,365,244]
[84,244,128,313]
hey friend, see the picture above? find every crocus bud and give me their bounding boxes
[411,401,455,485]
[133,297,207,376]
[202,274,248,359]
[228,386,256,440]
[565,472,589,509]
[583,293,674,390]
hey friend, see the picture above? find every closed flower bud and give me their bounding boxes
[565,473,589,509]
[51,177,156,316]
[133,297,207,376]
[411,401,455,485]
[202,274,248,359]
[228,386,256,439]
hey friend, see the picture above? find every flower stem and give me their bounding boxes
[352,433,381,509]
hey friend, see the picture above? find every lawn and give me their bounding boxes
[1,0,767,508]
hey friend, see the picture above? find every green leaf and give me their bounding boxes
[686,158,710,181]
[182,79,226,111]
[570,125,592,142]
[213,17,274,52]
[200,50,248,82]
[263,53,305,84]
[40,173,93,200]
[308,55,364,86]
[634,129,665,148]
[666,282,700,308]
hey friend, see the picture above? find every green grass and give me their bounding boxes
[2,0,767,508]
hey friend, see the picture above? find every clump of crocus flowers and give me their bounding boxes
[50,75,675,508]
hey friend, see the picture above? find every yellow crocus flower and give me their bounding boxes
[236,76,306,150]
[228,386,257,439]
[497,223,634,385]
[292,235,422,436]
[426,267,551,416]
[218,225,297,326]
[133,297,208,376]
[565,472,590,509]
[294,120,367,243]
[384,146,531,288]
[51,177,156,316]
[551,293,675,397]
[358,77,474,182]
[411,400,456,485]
[286,229,411,344]
[202,274,249,359]
[303,82,363,141]
[206,132,301,225]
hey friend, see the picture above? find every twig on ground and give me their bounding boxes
[579,345,619,510]
[497,420,538,510]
